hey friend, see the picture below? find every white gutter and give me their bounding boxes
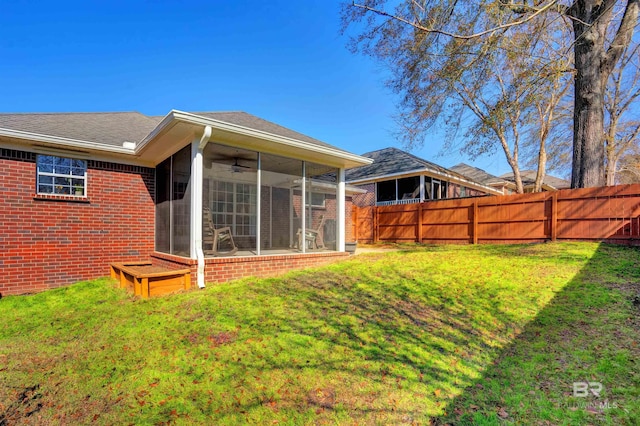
[0,127,136,155]
[191,126,212,289]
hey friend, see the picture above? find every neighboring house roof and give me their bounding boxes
[449,163,510,187]
[346,147,467,181]
[500,170,571,190]
[0,110,371,169]
[345,147,503,195]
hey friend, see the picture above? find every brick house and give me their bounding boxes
[0,111,371,296]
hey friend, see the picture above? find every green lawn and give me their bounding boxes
[1,242,639,425]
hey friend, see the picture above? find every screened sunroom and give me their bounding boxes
[147,111,371,287]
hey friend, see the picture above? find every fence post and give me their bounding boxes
[417,202,423,243]
[551,192,558,241]
[374,206,379,243]
[472,200,479,244]
[353,206,359,242]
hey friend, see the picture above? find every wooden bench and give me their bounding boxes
[110,262,191,298]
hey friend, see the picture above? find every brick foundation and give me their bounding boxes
[151,251,349,285]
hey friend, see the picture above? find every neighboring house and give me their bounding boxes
[449,163,514,195]
[346,147,503,207]
[499,170,571,192]
[0,110,371,296]
[451,163,571,194]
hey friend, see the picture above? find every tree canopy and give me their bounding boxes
[342,0,639,189]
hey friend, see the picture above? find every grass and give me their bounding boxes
[1,242,639,425]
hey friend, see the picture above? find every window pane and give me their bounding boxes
[39,175,53,185]
[39,155,54,165]
[54,157,70,167]
[56,186,71,195]
[39,163,53,173]
[54,177,71,187]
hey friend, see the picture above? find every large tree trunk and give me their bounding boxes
[569,1,608,188]
[569,0,639,188]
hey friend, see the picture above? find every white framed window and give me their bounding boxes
[305,192,326,208]
[209,180,256,236]
[37,155,87,196]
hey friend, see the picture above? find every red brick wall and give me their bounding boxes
[345,196,355,243]
[151,251,348,285]
[204,252,349,283]
[352,184,375,207]
[0,149,155,296]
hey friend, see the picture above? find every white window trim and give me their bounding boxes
[36,155,88,197]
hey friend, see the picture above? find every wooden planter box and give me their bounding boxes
[110,262,191,298]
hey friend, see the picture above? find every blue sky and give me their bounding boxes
[0,0,511,175]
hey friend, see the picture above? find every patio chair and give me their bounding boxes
[203,207,238,256]
[296,215,326,250]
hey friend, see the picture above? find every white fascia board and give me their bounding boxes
[0,127,136,155]
[137,110,373,168]
[348,167,503,196]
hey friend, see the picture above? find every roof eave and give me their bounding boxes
[0,127,135,155]
[135,110,373,169]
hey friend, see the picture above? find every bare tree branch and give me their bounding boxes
[351,0,562,40]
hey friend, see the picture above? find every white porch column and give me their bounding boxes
[190,126,212,289]
[256,153,261,255]
[420,175,425,201]
[301,162,306,254]
[337,168,346,251]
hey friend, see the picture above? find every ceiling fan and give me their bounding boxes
[231,157,254,173]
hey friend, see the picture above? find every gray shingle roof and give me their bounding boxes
[0,112,161,147]
[192,112,336,150]
[449,163,509,186]
[345,147,468,182]
[500,170,570,189]
[0,111,337,152]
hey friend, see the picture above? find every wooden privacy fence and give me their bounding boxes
[352,184,640,245]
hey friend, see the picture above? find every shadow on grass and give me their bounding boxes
[431,243,640,425]
[211,243,640,424]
